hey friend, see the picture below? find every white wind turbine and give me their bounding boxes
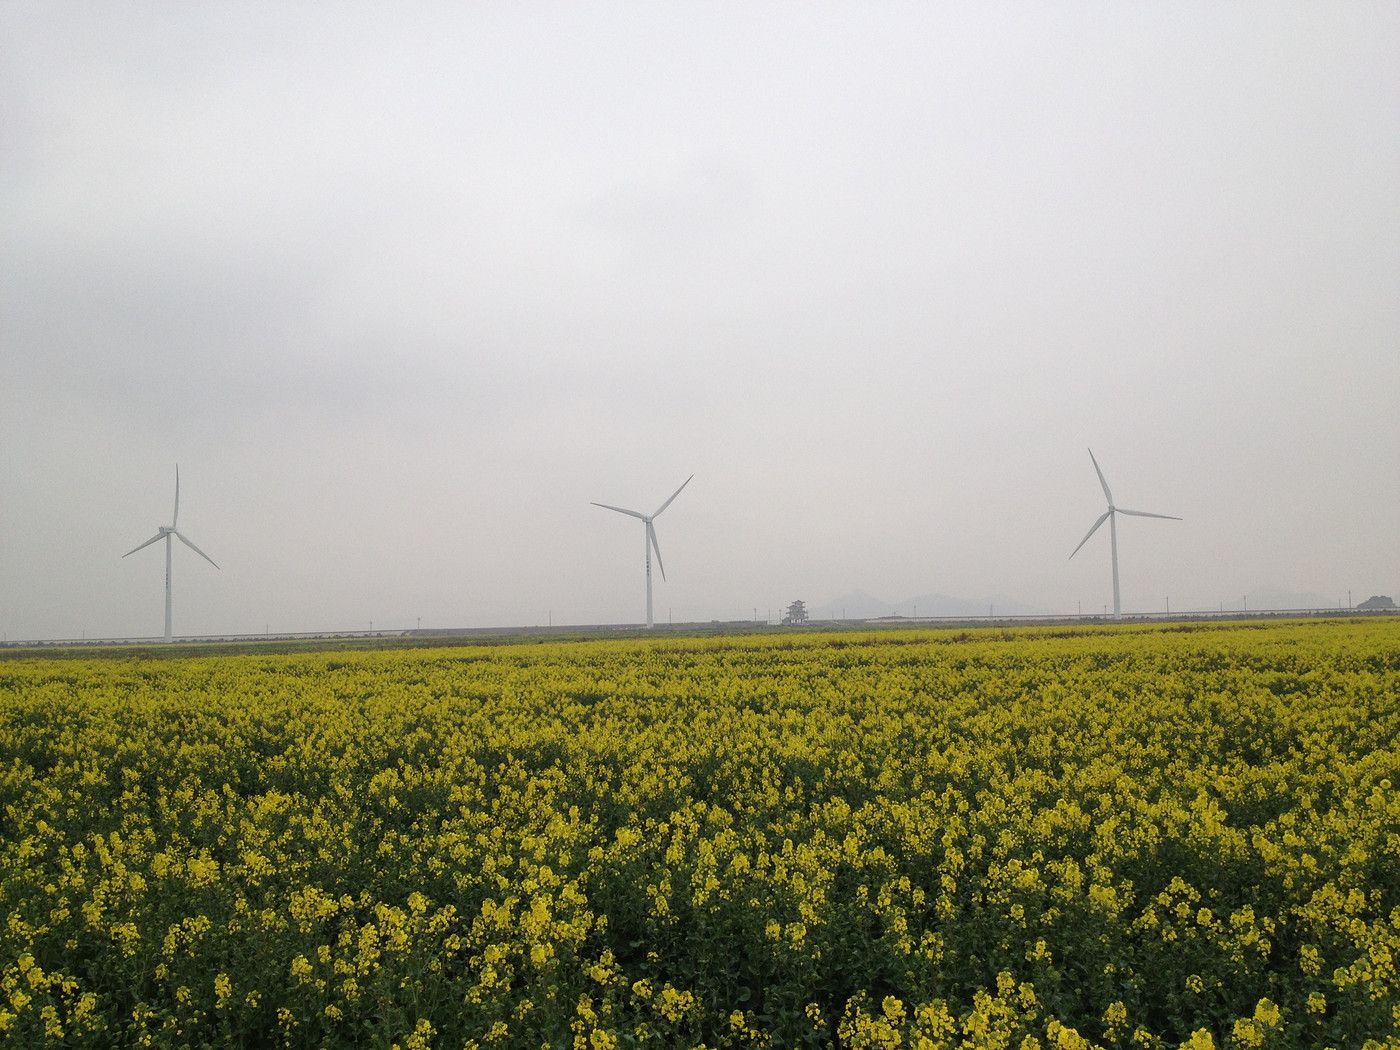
[593,475,693,629]
[123,466,219,642]
[1069,449,1179,618]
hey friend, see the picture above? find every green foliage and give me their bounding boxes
[1,621,1398,1048]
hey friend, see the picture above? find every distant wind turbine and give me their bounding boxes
[123,466,219,642]
[593,475,692,629]
[1069,449,1179,618]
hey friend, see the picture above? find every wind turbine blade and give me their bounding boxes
[1069,510,1111,560]
[652,474,693,517]
[172,465,180,527]
[123,532,166,558]
[648,521,666,581]
[175,531,220,569]
[591,502,647,521]
[1115,508,1182,521]
[1086,449,1114,506]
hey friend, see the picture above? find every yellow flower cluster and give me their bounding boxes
[0,619,1397,1048]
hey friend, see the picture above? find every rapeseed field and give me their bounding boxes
[1,620,1396,1049]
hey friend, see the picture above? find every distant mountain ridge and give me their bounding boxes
[808,589,1045,621]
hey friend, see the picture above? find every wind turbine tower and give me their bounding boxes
[593,475,692,628]
[123,466,220,642]
[1069,449,1179,618]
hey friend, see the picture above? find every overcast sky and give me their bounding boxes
[3,3,1397,639]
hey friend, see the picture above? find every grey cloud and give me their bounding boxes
[2,3,1396,639]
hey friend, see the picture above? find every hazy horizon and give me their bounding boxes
[3,4,1397,641]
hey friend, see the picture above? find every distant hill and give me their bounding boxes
[809,590,1045,621]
